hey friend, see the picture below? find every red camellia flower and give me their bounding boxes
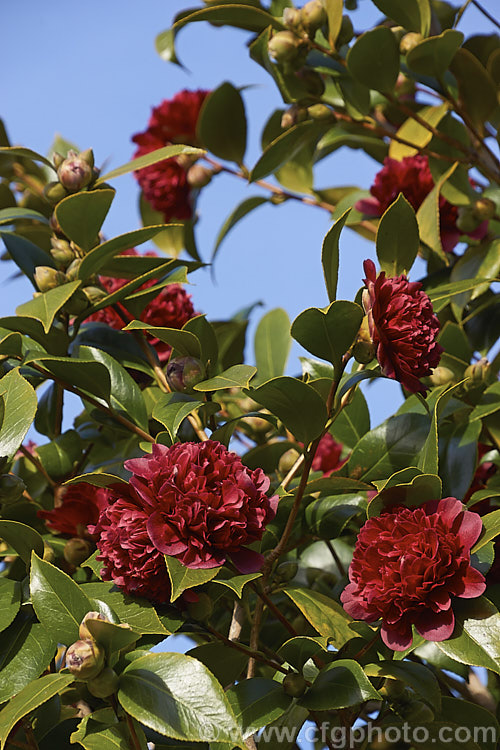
[341,498,486,650]
[38,484,109,538]
[356,155,488,252]
[85,248,197,363]
[132,89,209,222]
[311,433,347,476]
[362,259,443,394]
[90,441,278,601]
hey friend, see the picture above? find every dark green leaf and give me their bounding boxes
[248,377,327,444]
[212,572,262,598]
[450,48,497,131]
[25,354,111,403]
[65,472,127,487]
[418,380,464,476]
[0,146,55,170]
[300,659,380,710]
[118,652,244,746]
[194,364,256,391]
[250,122,326,183]
[212,197,267,263]
[0,520,44,566]
[36,429,83,480]
[95,145,204,185]
[55,189,115,251]
[187,642,247,687]
[417,162,458,262]
[284,587,354,647]
[371,0,431,35]
[153,394,204,440]
[305,494,365,539]
[406,29,464,77]
[30,552,94,645]
[278,636,330,671]
[0,315,68,355]
[165,556,220,602]
[470,382,500,422]
[0,579,21,633]
[85,618,139,656]
[123,322,201,358]
[321,209,351,303]
[172,5,284,34]
[365,660,440,710]
[254,308,291,385]
[228,679,292,739]
[347,27,400,92]
[0,617,56,703]
[1,232,55,288]
[439,418,481,499]
[81,582,171,635]
[376,194,419,276]
[197,82,247,164]
[0,369,38,460]
[291,301,363,368]
[17,281,81,334]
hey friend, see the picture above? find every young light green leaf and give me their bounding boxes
[389,103,449,160]
[165,555,220,602]
[193,364,257,391]
[284,587,354,648]
[17,280,81,334]
[0,369,37,460]
[95,144,204,185]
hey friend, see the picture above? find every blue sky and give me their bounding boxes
[0,0,496,429]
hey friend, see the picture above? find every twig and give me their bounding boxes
[257,586,297,636]
[228,600,245,641]
[18,444,56,487]
[247,598,264,678]
[326,539,347,578]
[21,721,39,750]
[471,0,500,30]
[203,621,287,674]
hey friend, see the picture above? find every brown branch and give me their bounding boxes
[18,444,56,487]
[470,0,500,30]
[203,621,287,674]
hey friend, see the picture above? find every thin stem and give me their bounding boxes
[124,711,143,750]
[203,621,287,674]
[18,444,56,487]
[352,628,380,661]
[53,383,64,437]
[470,0,500,30]
[21,722,39,750]
[325,539,347,578]
[257,586,297,636]
[247,597,264,678]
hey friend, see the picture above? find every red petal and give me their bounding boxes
[415,607,454,642]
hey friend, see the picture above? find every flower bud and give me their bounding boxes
[64,538,93,566]
[457,206,480,233]
[34,266,67,292]
[63,289,91,315]
[176,153,198,171]
[50,238,76,266]
[379,677,405,699]
[65,258,82,281]
[43,542,56,562]
[43,181,68,205]
[186,592,213,621]
[429,366,455,387]
[166,356,205,392]
[465,358,491,386]
[283,672,307,697]
[283,7,301,30]
[353,339,376,365]
[399,32,423,55]
[65,639,105,680]
[300,0,327,34]
[306,103,333,121]
[295,68,325,97]
[278,448,301,477]
[0,473,26,504]
[186,164,213,189]
[268,31,303,64]
[79,611,108,641]
[275,561,299,583]
[52,152,65,170]
[281,104,308,129]
[87,666,119,698]
[83,286,108,305]
[472,197,496,222]
[79,148,95,169]
[57,150,93,192]
[336,15,354,47]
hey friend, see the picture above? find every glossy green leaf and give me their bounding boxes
[321,209,351,303]
[278,636,330,671]
[187,642,247,687]
[472,510,500,553]
[85,618,140,656]
[0,146,55,169]
[78,346,148,429]
[17,280,81,334]
[172,5,284,34]
[406,29,464,77]
[0,673,74,750]
[183,315,218,372]
[228,679,292,739]
[165,555,220,602]
[250,121,325,183]
[1,232,55,287]
[365,660,440,710]
[95,144,204,185]
[347,27,400,92]
[36,429,83,479]
[450,48,498,131]
[212,196,267,263]
[0,315,67,355]
[418,380,464,475]
[436,597,500,675]
[248,377,327,444]
[254,308,291,386]
[450,239,500,319]
[428,277,496,313]
[78,226,178,279]
[81,582,171,635]
[123,321,201,358]
[194,364,256,391]
[439,418,481,499]
[300,659,380,710]
[439,696,499,750]
[368,472,442,518]
[118,652,245,746]
[284,587,354,647]
[153,394,204,440]
[376,193,420,276]
[0,579,21,633]
[0,520,44,566]
[291,301,363,368]
[30,552,94,644]
[324,0,343,49]
[470,382,500,422]
[212,572,262,598]
[155,27,182,65]
[65,472,127,487]
[0,369,37,460]
[417,161,458,262]
[305,494,365,539]
[0,617,56,703]
[70,716,141,750]
[389,103,449,159]
[197,82,247,164]
[371,0,431,35]
[25,354,111,403]
[0,207,49,225]
[55,189,115,251]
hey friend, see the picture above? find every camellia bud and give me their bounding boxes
[306,103,333,121]
[465,358,491,386]
[282,672,307,698]
[0,473,26,504]
[65,639,105,680]
[87,666,119,698]
[281,104,308,129]
[336,15,354,47]
[295,68,325,97]
[43,181,68,205]
[43,543,55,563]
[278,448,302,477]
[52,152,65,170]
[79,611,108,641]
[79,148,95,169]
[83,286,108,305]
[300,0,327,34]
[34,266,67,292]
[275,561,299,583]
[353,316,376,364]
[65,258,82,281]
[268,31,303,64]
[57,150,93,192]
[64,538,93,566]
[166,356,206,392]
[472,197,496,222]
[50,238,76,266]
[186,164,213,189]
[456,206,480,234]
[399,32,423,55]
[429,366,455,387]
[283,7,301,30]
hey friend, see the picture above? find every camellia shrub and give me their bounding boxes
[1,1,500,749]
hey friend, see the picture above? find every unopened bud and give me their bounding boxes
[83,286,108,305]
[353,316,376,364]
[457,206,480,233]
[43,181,68,205]
[283,672,307,697]
[64,538,92,566]
[79,611,108,641]
[186,592,213,621]
[34,266,67,292]
[472,197,496,222]
[65,258,82,281]
[306,103,333,120]
[79,148,95,169]
[281,104,308,129]
[336,15,354,47]
[275,561,299,583]
[399,32,423,55]
[166,356,205,392]
[43,543,55,562]
[465,358,491,385]
[65,639,105,680]
[176,153,198,171]
[295,68,325,97]
[300,0,327,34]
[278,448,301,477]
[52,152,65,170]
[283,7,301,29]
[57,150,93,192]
[0,474,26,504]
[187,164,213,189]
[268,31,303,63]
[87,666,119,698]
[379,677,406,699]
[429,366,455,387]
[50,238,75,266]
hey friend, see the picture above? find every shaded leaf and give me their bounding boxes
[299,659,380,710]
[347,27,400,92]
[291,301,363,368]
[55,189,115,251]
[0,369,37,460]
[321,209,350,303]
[376,194,419,276]
[198,82,247,164]
[284,587,354,647]
[254,308,291,386]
